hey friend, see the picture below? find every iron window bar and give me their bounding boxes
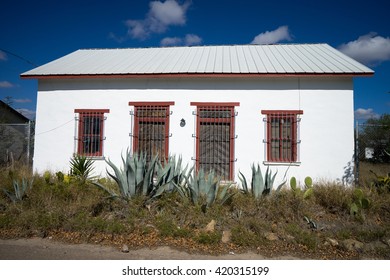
[74,109,109,157]
[262,110,303,163]
[191,104,239,180]
[129,103,174,162]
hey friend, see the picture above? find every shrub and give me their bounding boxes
[194,231,222,245]
[155,217,191,238]
[69,155,95,182]
[370,170,390,193]
[231,225,262,247]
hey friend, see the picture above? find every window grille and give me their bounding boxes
[191,103,239,180]
[129,102,173,162]
[74,109,109,157]
[262,110,303,163]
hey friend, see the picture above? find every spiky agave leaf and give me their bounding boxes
[252,164,264,198]
[105,157,128,198]
[188,171,199,204]
[2,178,32,203]
[218,183,236,205]
[238,170,249,194]
[206,181,217,207]
[92,181,119,199]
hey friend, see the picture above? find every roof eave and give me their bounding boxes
[20,72,374,79]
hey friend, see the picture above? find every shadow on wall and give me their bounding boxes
[342,156,355,186]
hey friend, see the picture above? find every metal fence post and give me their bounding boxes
[354,121,359,186]
[26,121,31,165]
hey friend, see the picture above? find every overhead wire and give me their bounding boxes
[0,48,38,67]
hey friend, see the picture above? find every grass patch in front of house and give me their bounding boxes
[1,164,390,259]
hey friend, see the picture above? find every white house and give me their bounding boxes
[21,44,373,184]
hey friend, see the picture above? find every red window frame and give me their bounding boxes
[129,102,174,161]
[262,110,303,163]
[191,102,239,180]
[75,109,109,157]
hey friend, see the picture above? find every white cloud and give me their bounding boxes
[251,25,292,45]
[14,98,32,103]
[338,33,390,66]
[184,34,202,46]
[0,81,14,88]
[161,36,183,46]
[125,0,191,40]
[354,108,380,120]
[160,33,202,46]
[149,0,189,27]
[126,20,150,40]
[16,108,36,120]
[0,50,7,61]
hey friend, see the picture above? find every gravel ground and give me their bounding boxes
[0,238,300,260]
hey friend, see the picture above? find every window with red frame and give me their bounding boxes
[262,110,303,163]
[129,102,174,162]
[191,102,239,180]
[75,109,109,157]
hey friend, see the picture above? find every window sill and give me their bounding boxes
[263,161,301,166]
[82,156,106,161]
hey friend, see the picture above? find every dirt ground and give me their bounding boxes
[0,238,300,260]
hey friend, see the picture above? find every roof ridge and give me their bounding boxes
[78,43,329,51]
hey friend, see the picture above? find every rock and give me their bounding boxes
[205,220,216,232]
[104,213,115,221]
[222,230,231,243]
[284,234,295,241]
[121,244,129,253]
[341,239,364,252]
[325,238,339,247]
[264,232,279,241]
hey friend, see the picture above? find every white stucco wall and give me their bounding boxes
[33,76,354,185]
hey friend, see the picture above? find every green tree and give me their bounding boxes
[359,114,390,163]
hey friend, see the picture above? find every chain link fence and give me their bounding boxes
[0,121,34,167]
[355,122,390,185]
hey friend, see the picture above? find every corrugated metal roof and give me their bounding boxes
[20,44,374,77]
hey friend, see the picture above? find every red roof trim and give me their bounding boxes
[20,72,374,79]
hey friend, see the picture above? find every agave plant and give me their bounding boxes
[156,155,190,192]
[94,151,172,200]
[238,164,285,198]
[174,168,234,207]
[2,178,33,203]
[69,154,95,182]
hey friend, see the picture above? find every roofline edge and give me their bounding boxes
[20,72,374,80]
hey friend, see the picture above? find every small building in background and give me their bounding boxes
[0,100,34,165]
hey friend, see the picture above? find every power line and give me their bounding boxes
[36,119,74,136]
[0,48,38,67]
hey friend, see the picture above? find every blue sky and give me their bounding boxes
[1,0,389,121]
